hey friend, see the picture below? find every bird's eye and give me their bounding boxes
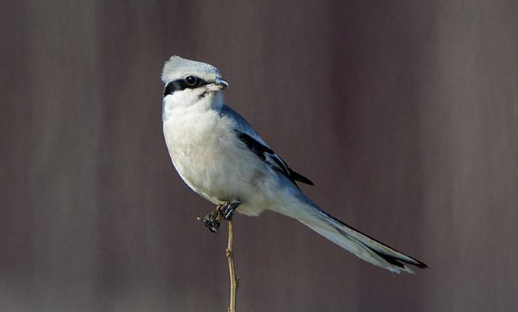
[185,76,198,87]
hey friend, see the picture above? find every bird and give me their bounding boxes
[161,55,428,274]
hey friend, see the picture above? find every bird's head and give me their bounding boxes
[161,56,229,109]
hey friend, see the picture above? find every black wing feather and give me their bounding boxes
[237,132,313,187]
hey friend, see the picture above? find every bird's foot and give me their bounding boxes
[198,210,222,233]
[219,201,241,220]
[198,201,241,233]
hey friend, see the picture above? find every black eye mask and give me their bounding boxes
[163,76,209,97]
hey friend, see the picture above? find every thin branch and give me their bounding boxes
[226,218,238,312]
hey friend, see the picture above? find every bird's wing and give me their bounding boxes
[236,132,313,186]
[220,105,313,187]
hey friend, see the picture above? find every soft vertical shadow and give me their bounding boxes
[327,1,438,310]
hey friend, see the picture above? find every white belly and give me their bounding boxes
[163,107,277,216]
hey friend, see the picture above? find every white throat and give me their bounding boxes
[162,90,224,121]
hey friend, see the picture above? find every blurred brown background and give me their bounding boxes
[1,0,517,311]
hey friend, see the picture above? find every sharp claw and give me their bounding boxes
[199,210,222,233]
[199,201,241,232]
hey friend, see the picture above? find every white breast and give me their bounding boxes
[162,95,271,211]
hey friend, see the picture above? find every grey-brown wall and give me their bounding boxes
[1,1,517,311]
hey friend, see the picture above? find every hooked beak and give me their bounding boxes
[205,78,229,92]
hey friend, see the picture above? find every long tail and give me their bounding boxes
[281,196,428,274]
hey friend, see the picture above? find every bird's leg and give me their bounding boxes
[199,207,223,233]
[219,201,241,220]
[199,201,241,233]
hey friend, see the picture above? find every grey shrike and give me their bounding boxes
[162,55,427,274]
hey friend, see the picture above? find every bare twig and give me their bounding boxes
[197,204,239,311]
[226,218,238,312]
